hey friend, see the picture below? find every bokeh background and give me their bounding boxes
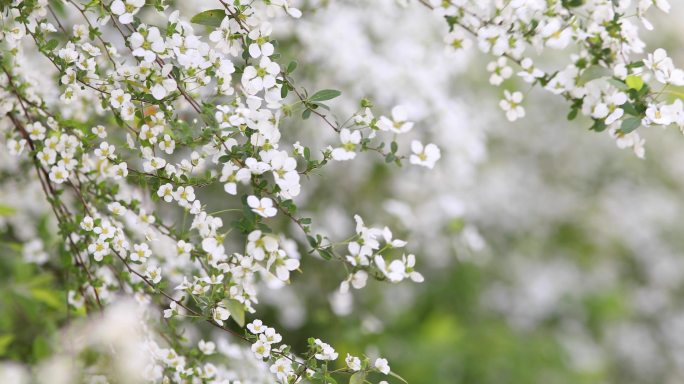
[4,0,684,383]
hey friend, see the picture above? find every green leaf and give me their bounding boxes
[389,371,409,384]
[349,372,367,384]
[625,75,644,91]
[562,0,585,8]
[30,288,63,309]
[190,9,226,28]
[0,204,16,216]
[621,102,639,116]
[44,39,59,51]
[318,248,333,260]
[620,117,641,134]
[287,61,298,74]
[577,65,609,85]
[606,78,629,91]
[589,119,607,132]
[0,334,14,356]
[226,299,245,327]
[385,153,396,163]
[308,89,341,102]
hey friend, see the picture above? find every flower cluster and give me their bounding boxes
[0,0,429,382]
[428,0,679,158]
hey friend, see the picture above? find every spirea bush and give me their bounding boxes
[0,0,680,383]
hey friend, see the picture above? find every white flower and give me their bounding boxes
[88,239,110,261]
[173,186,196,207]
[247,319,266,334]
[145,265,162,284]
[345,241,372,267]
[49,164,69,184]
[202,237,225,260]
[403,254,424,283]
[198,340,216,355]
[267,250,300,281]
[270,358,293,381]
[131,243,151,263]
[23,239,48,264]
[213,306,230,326]
[111,0,145,24]
[81,216,94,231]
[260,327,282,344]
[374,358,390,375]
[176,240,193,257]
[91,125,107,138]
[518,58,544,83]
[247,23,275,58]
[7,139,26,156]
[487,57,513,86]
[444,29,471,51]
[130,26,165,63]
[313,339,338,361]
[645,48,684,85]
[241,56,280,94]
[340,270,369,293]
[345,354,361,371]
[499,90,525,122]
[374,256,406,283]
[251,339,271,359]
[37,149,56,166]
[247,230,278,261]
[164,301,178,318]
[108,202,126,216]
[159,134,175,154]
[409,140,441,169]
[247,195,277,218]
[157,183,174,202]
[27,122,46,141]
[94,141,115,159]
[110,89,131,109]
[331,128,361,161]
[377,106,414,134]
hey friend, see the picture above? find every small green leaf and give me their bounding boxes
[589,119,607,132]
[190,9,226,28]
[621,102,639,116]
[44,39,59,51]
[578,65,609,85]
[0,204,16,216]
[606,78,629,91]
[226,299,245,327]
[318,248,333,260]
[0,335,14,356]
[385,153,396,163]
[389,371,409,384]
[349,372,366,384]
[309,89,341,102]
[30,288,63,309]
[287,61,298,74]
[620,117,641,133]
[625,75,644,91]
